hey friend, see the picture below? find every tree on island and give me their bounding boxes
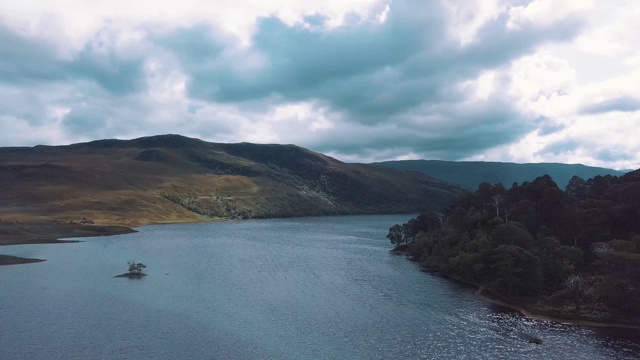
[127,261,146,274]
[115,261,147,278]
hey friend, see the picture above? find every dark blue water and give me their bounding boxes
[1,215,639,359]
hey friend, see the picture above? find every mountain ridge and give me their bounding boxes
[0,135,466,226]
[373,159,626,190]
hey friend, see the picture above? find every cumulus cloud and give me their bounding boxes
[0,0,638,170]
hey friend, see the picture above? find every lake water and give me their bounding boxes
[1,215,639,359]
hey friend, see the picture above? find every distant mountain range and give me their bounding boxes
[0,135,465,226]
[373,160,627,190]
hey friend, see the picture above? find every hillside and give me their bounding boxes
[0,135,466,227]
[374,160,626,190]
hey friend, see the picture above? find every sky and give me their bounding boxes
[0,0,638,170]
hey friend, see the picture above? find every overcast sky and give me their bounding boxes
[1,0,638,169]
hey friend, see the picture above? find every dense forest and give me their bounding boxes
[388,169,640,325]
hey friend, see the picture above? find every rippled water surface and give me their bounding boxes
[2,215,639,359]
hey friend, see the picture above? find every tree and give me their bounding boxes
[488,194,503,217]
[387,224,403,248]
[401,218,419,245]
[115,260,147,278]
[565,275,584,313]
[565,176,587,205]
[490,223,536,249]
[435,211,446,231]
[127,261,147,274]
[492,245,542,296]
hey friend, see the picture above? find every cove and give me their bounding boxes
[1,215,639,359]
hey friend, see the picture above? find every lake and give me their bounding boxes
[1,215,639,359]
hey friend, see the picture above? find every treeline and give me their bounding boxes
[388,170,640,323]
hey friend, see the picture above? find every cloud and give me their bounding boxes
[0,24,63,84]
[142,0,581,162]
[0,23,147,94]
[174,1,581,119]
[538,139,580,156]
[580,96,640,115]
[0,0,638,170]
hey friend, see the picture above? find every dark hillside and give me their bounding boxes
[375,160,626,190]
[0,135,466,227]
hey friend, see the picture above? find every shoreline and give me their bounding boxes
[0,221,137,265]
[473,286,640,331]
[0,213,408,265]
[0,254,46,266]
[447,272,640,330]
[392,248,640,330]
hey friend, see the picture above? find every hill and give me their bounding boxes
[0,135,466,227]
[373,160,626,190]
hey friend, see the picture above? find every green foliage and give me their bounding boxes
[608,239,637,253]
[491,245,542,296]
[490,223,535,249]
[390,168,640,319]
[127,261,147,274]
[387,224,403,248]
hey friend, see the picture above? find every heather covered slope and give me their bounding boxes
[0,135,466,226]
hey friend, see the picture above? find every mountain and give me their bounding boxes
[0,135,466,226]
[373,160,626,190]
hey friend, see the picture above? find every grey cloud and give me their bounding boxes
[155,24,224,67]
[538,140,580,156]
[536,119,565,136]
[596,149,632,162]
[0,24,146,95]
[155,0,585,165]
[0,0,593,163]
[309,100,533,160]
[139,0,586,161]
[0,26,64,83]
[70,45,146,95]
[173,1,444,113]
[62,106,108,137]
[539,141,632,164]
[172,0,582,121]
[580,96,640,115]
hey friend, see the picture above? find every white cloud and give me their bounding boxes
[508,52,577,118]
[0,0,385,48]
[507,0,594,29]
[443,0,508,46]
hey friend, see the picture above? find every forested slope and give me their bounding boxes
[388,170,640,325]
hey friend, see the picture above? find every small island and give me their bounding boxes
[115,261,147,278]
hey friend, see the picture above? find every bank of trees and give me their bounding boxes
[388,170,640,323]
